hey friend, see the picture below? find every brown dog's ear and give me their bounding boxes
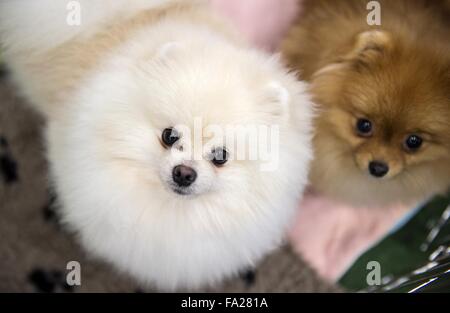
[312,30,393,78]
[345,30,393,69]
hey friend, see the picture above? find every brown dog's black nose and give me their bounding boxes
[172,165,197,187]
[369,161,389,178]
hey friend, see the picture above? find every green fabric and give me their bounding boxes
[339,192,450,292]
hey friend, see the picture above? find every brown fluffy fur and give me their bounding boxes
[282,0,450,206]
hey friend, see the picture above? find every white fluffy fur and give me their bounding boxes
[0,0,173,52]
[0,0,313,290]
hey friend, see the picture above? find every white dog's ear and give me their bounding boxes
[270,53,282,63]
[156,41,183,59]
[263,82,290,119]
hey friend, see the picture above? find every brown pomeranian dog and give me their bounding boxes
[283,0,450,207]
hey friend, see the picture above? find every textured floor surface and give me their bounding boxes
[0,71,340,293]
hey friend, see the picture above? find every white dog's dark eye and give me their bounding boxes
[356,118,373,137]
[405,135,423,151]
[211,147,228,166]
[162,128,180,146]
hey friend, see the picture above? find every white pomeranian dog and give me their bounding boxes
[0,0,313,290]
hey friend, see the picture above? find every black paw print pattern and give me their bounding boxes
[28,268,75,293]
[0,136,19,184]
[239,269,257,287]
[0,63,9,78]
[42,191,61,227]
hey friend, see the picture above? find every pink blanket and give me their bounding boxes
[211,0,300,51]
[289,192,409,281]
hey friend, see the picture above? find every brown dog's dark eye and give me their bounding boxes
[405,135,423,151]
[211,147,228,166]
[356,118,373,137]
[162,128,180,147]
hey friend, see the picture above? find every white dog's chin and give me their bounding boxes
[171,186,194,196]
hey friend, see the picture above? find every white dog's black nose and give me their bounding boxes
[172,165,197,187]
[369,161,389,178]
